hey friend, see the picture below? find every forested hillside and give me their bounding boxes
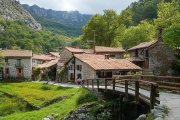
[82,0,180,50]
[0,0,79,53]
[0,17,78,53]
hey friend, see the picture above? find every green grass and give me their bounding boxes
[0,82,77,107]
[0,93,29,116]
[0,82,98,120]
[0,88,97,120]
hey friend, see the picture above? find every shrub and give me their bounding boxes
[41,85,51,90]
[76,89,98,105]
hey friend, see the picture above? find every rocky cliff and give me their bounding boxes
[23,4,92,28]
[0,0,41,30]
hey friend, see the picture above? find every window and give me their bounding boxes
[145,50,149,58]
[77,74,82,79]
[135,50,138,57]
[6,68,9,75]
[69,65,74,70]
[5,59,8,65]
[17,59,21,66]
[110,54,115,58]
[77,65,82,71]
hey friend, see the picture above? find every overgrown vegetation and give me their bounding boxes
[82,0,180,50]
[0,83,98,120]
[0,82,77,106]
[0,93,31,116]
[0,17,78,53]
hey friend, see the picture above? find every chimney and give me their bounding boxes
[105,54,110,59]
[157,26,163,42]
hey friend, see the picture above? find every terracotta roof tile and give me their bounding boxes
[128,40,158,51]
[49,52,60,57]
[33,54,55,61]
[65,47,84,53]
[1,50,32,57]
[74,54,141,70]
[95,46,125,53]
[34,59,58,69]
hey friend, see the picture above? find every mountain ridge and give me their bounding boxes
[22,4,92,36]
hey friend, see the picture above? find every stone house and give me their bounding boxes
[59,46,125,66]
[1,50,32,79]
[33,59,58,81]
[32,54,55,66]
[94,46,125,59]
[66,54,141,81]
[59,47,84,67]
[127,28,176,75]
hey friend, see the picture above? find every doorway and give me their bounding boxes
[16,68,23,77]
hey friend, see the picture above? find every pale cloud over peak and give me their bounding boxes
[19,0,138,14]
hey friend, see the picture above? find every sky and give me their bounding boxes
[19,0,138,14]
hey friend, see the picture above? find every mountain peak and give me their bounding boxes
[0,0,41,30]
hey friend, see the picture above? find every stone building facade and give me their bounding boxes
[127,28,176,75]
[1,50,32,79]
[66,54,141,81]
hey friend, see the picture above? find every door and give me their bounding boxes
[144,58,149,68]
[16,68,23,77]
[70,73,74,80]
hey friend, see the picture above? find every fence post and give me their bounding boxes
[135,81,139,103]
[97,79,99,91]
[125,80,129,100]
[92,79,94,90]
[105,79,107,91]
[150,84,155,109]
[113,79,115,93]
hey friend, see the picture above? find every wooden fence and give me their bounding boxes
[113,75,180,91]
[82,78,160,109]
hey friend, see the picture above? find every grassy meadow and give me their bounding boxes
[0,82,98,120]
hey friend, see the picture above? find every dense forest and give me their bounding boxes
[82,0,180,50]
[0,17,79,53]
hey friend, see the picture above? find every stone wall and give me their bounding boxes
[149,43,176,75]
[5,57,32,79]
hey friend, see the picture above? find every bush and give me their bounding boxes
[76,89,98,105]
[41,85,51,90]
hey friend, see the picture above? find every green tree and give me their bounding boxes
[122,20,156,49]
[0,51,4,68]
[154,0,180,28]
[82,9,132,47]
[163,24,180,49]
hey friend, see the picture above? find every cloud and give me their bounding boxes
[19,0,138,14]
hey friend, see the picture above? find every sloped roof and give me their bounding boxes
[65,47,84,53]
[128,40,158,51]
[33,54,54,61]
[126,57,145,62]
[74,54,141,70]
[49,52,60,57]
[1,50,32,57]
[83,49,94,54]
[34,59,58,69]
[95,46,125,53]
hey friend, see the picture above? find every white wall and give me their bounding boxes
[67,58,96,81]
